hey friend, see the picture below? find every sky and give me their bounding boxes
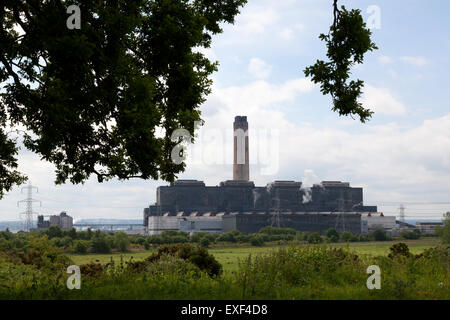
[1,0,450,222]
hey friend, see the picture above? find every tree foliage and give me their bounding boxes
[0,0,247,197]
[304,0,378,123]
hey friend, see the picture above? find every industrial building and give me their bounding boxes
[144,116,383,235]
[37,211,73,230]
[416,222,443,235]
[361,213,397,234]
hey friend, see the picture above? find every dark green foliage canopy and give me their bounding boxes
[0,0,247,197]
[304,0,378,123]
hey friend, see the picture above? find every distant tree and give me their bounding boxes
[190,232,208,243]
[90,231,110,253]
[326,228,339,242]
[307,232,323,244]
[217,231,237,243]
[67,228,77,240]
[46,226,63,239]
[369,229,388,241]
[435,212,450,244]
[199,236,211,248]
[340,231,353,242]
[304,0,378,123]
[0,0,247,197]
[113,231,130,252]
[400,229,421,240]
[86,228,93,240]
[73,240,88,254]
[250,234,264,247]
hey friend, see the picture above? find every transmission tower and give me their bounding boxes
[17,183,41,232]
[399,204,406,222]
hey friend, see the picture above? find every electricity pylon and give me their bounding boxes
[17,183,41,232]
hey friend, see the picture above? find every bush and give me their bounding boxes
[259,226,297,236]
[217,231,237,243]
[358,234,369,242]
[199,237,211,248]
[73,240,88,254]
[340,231,353,242]
[145,243,222,277]
[80,262,104,278]
[436,212,450,244]
[90,232,111,253]
[401,229,421,240]
[113,232,130,252]
[190,232,208,243]
[235,234,250,243]
[250,234,264,246]
[326,228,339,242]
[45,226,63,239]
[307,232,323,244]
[388,243,411,259]
[146,255,203,278]
[369,229,388,241]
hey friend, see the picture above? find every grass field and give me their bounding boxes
[69,238,441,272]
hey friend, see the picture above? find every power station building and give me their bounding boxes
[37,211,73,230]
[144,116,380,235]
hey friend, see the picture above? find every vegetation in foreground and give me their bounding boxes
[0,214,448,299]
[0,237,448,300]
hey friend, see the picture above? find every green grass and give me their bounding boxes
[68,238,441,273]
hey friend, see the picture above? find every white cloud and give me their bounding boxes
[2,76,449,221]
[248,58,272,79]
[361,85,407,116]
[400,56,429,67]
[378,55,393,65]
[231,7,279,35]
[279,27,294,40]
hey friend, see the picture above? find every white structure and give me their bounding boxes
[416,222,443,235]
[147,216,222,235]
[361,213,396,234]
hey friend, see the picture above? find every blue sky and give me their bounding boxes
[1,0,449,222]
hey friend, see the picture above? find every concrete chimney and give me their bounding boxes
[233,116,249,181]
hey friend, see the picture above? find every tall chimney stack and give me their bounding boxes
[233,116,249,181]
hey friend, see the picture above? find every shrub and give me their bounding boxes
[340,231,353,242]
[45,226,63,239]
[326,228,339,242]
[217,231,237,243]
[80,262,104,278]
[388,243,411,259]
[145,243,222,277]
[235,234,250,243]
[190,232,208,243]
[259,226,297,236]
[436,212,450,244]
[113,232,130,252]
[369,229,388,241]
[358,234,369,242]
[250,234,264,246]
[307,232,323,244]
[146,255,202,278]
[90,232,111,253]
[401,229,421,240]
[199,237,211,248]
[73,240,88,254]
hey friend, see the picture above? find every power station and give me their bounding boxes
[143,116,381,235]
